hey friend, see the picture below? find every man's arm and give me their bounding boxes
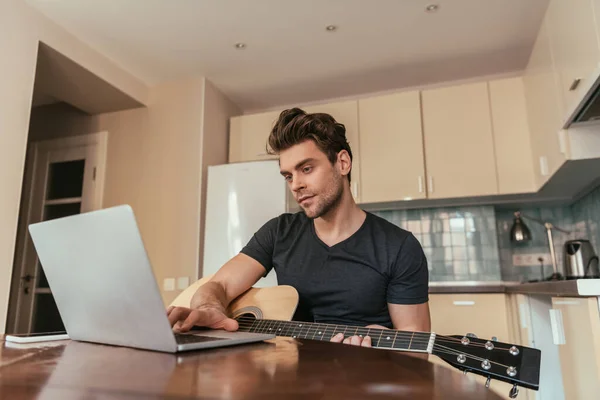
[167,253,266,332]
[388,302,431,360]
[168,216,279,332]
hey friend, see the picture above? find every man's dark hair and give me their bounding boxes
[267,108,353,182]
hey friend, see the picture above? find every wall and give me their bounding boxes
[197,80,242,278]
[0,0,147,333]
[373,206,501,282]
[14,78,241,310]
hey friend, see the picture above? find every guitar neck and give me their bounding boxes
[238,318,435,353]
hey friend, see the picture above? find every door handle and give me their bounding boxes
[418,176,424,193]
[428,176,434,193]
[21,274,33,283]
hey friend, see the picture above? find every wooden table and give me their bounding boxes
[0,335,503,399]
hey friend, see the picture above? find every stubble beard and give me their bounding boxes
[302,172,345,219]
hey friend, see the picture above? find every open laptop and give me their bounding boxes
[27,204,274,353]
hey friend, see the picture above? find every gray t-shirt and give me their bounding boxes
[240,211,429,328]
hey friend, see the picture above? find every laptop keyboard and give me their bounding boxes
[175,334,229,345]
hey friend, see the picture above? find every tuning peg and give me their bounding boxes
[509,384,519,398]
[492,336,498,342]
[485,377,491,388]
[466,332,478,339]
[463,370,468,375]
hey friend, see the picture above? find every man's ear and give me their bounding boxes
[337,150,352,177]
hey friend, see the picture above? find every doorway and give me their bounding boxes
[8,132,107,334]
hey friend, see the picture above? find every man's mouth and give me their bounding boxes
[297,195,314,204]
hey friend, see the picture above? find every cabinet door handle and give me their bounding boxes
[549,309,566,345]
[428,176,434,193]
[418,176,424,193]
[569,78,582,91]
[452,301,475,306]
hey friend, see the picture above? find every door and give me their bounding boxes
[550,297,600,400]
[358,91,427,203]
[12,134,105,334]
[421,82,498,199]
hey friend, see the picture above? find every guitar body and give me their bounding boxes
[169,276,300,322]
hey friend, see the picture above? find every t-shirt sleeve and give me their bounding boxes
[387,234,429,304]
[239,217,279,275]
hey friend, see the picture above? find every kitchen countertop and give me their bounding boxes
[428,279,600,296]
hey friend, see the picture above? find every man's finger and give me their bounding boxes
[330,333,344,343]
[220,318,239,332]
[361,336,372,348]
[179,309,208,332]
[166,306,175,315]
[350,335,362,346]
[167,307,191,327]
[343,336,352,344]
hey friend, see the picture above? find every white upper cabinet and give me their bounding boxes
[547,0,600,121]
[522,15,568,189]
[358,91,426,203]
[488,77,537,195]
[421,82,498,199]
[229,111,281,163]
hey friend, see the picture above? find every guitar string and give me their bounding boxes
[232,319,514,369]
[234,318,509,350]
[234,318,512,351]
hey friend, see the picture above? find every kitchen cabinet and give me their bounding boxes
[421,82,498,199]
[302,101,361,202]
[550,297,600,400]
[522,17,567,189]
[357,91,426,203]
[229,110,281,163]
[547,0,600,121]
[488,78,536,195]
[428,294,520,399]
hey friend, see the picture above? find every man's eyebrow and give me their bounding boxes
[280,158,316,175]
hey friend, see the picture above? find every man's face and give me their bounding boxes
[279,140,345,219]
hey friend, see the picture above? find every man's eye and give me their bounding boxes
[284,175,292,182]
[303,166,312,173]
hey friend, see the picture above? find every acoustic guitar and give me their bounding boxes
[170,278,540,399]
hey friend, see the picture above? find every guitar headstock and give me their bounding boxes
[432,334,540,398]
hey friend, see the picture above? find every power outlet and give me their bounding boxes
[512,253,551,267]
[163,278,175,291]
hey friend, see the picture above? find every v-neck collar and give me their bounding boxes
[310,211,370,250]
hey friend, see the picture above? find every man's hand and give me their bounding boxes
[329,324,388,347]
[167,305,239,333]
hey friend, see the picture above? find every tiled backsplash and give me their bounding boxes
[373,206,501,282]
[374,184,600,282]
[496,184,600,282]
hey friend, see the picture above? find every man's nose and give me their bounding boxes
[291,176,306,192]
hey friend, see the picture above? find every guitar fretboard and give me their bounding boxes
[238,318,434,353]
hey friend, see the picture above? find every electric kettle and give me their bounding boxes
[563,239,600,279]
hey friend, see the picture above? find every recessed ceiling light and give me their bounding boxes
[425,4,439,12]
[234,43,246,49]
[325,25,337,32]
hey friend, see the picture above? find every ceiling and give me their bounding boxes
[27,0,550,112]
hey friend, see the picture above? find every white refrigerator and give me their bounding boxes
[202,160,290,287]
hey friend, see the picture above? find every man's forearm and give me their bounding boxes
[190,281,231,311]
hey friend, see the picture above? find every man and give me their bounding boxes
[168,107,430,348]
